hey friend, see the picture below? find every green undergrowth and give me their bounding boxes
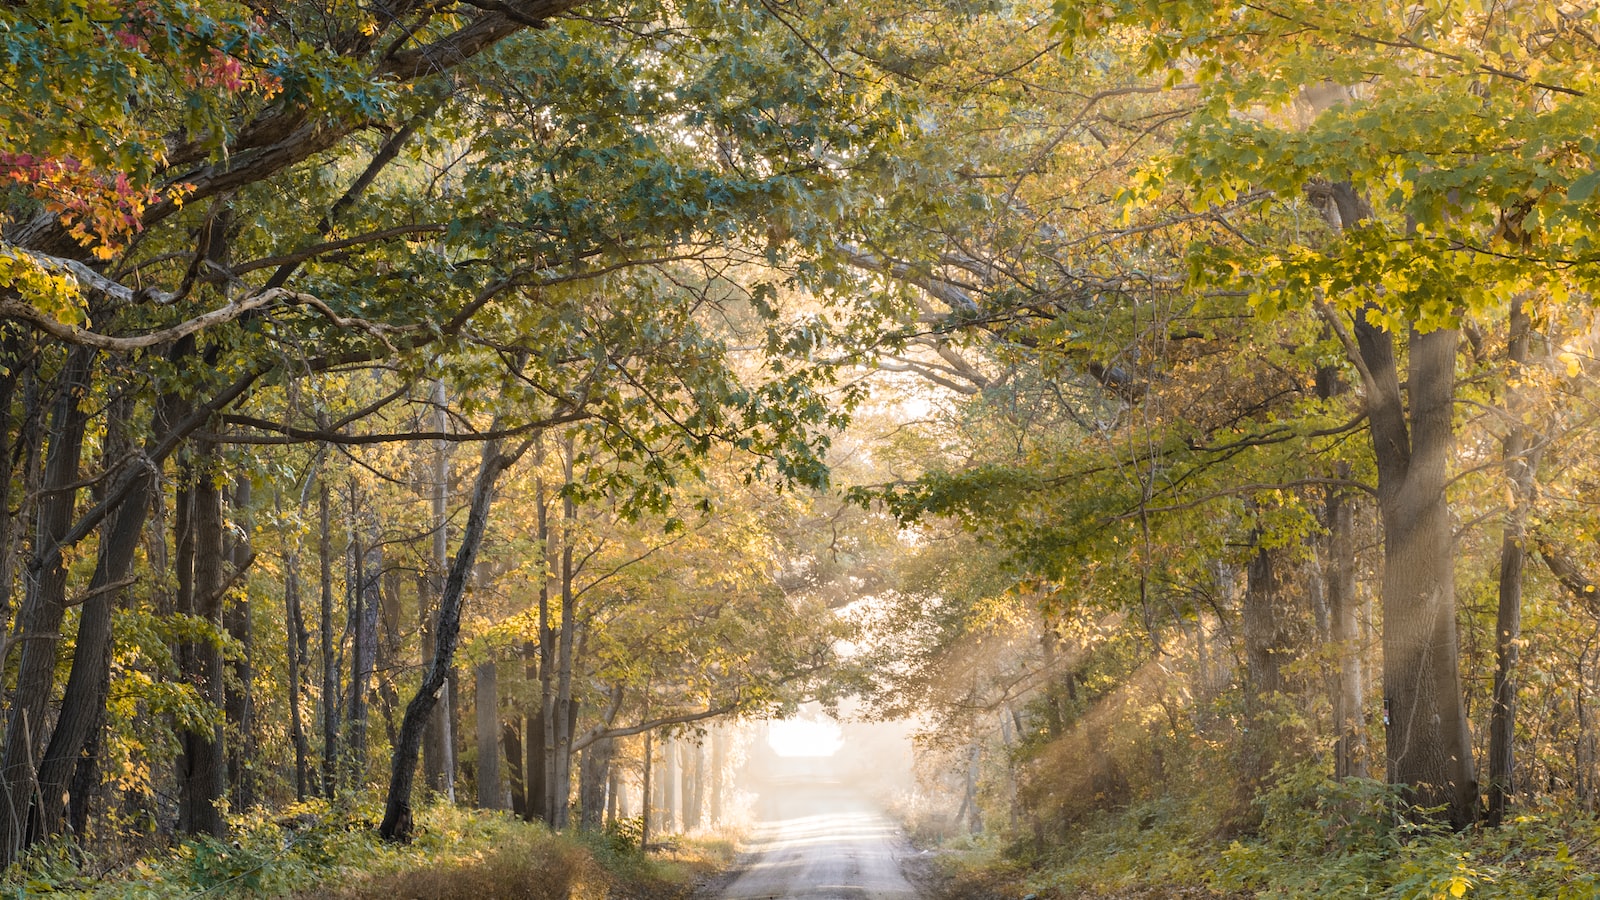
[0,801,734,899]
[936,766,1600,899]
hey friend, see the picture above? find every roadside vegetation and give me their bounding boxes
[0,801,732,899]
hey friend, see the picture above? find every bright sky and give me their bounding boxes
[766,717,844,757]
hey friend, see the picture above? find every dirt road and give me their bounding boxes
[711,781,920,900]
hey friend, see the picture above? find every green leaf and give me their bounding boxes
[1566,170,1600,203]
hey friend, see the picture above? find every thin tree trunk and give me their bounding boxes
[552,446,578,830]
[285,539,310,802]
[224,476,254,811]
[425,380,455,800]
[179,438,228,838]
[319,481,339,799]
[1488,297,1539,826]
[640,729,653,847]
[379,436,529,842]
[504,721,525,816]
[346,492,381,787]
[710,725,725,827]
[605,764,619,825]
[661,735,676,835]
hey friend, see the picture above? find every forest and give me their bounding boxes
[2,0,1600,897]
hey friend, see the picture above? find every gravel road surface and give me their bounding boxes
[711,781,920,900]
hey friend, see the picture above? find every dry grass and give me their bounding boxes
[307,828,608,900]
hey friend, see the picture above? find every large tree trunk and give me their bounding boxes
[1326,485,1367,780]
[1240,539,1287,792]
[1488,298,1539,826]
[379,436,528,842]
[578,737,613,829]
[33,391,141,843]
[1328,183,1476,827]
[475,660,503,809]
[178,438,228,838]
[0,346,93,860]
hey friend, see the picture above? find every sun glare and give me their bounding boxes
[766,717,844,758]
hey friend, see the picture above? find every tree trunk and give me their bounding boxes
[1316,347,1366,780]
[640,729,653,847]
[319,481,339,799]
[379,436,528,842]
[578,737,612,829]
[537,465,559,825]
[224,476,254,812]
[504,721,525,816]
[605,763,620,824]
[710,725,725,827]
[33,391,141,843]
[0,345,93,860]
[1243,539,1286,699]
[425,380,456,800]
[1326,484,1367,780]
[1241,538,1286,789]
[685,740,704,832]
[178,438,228,838]
[346,492,381,788]
[475,660,503,809]
[552,451,578,830]
[1330,183,1476,827]
[286,536,310,802]
[661,735,676,835]
[1488,297,1539,826]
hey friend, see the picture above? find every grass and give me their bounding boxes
[0,800,736,900]
[914,766,1600,900]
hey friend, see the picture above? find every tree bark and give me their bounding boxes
[425,380,455,800]
[224,476,255,811]
[1488,297,1539,826]
[578,736,613,829]
[475,660,503,809]
[285,536,310,802]
[319,481,339,799]
[346,491,381,787]
[640,729,653,847]
[178,438,228,838]
[1326,485,1367,780]
[1328,183,1476,827]
[379,435,529,842]
[0,345,93,860]
[32,391,140,843]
